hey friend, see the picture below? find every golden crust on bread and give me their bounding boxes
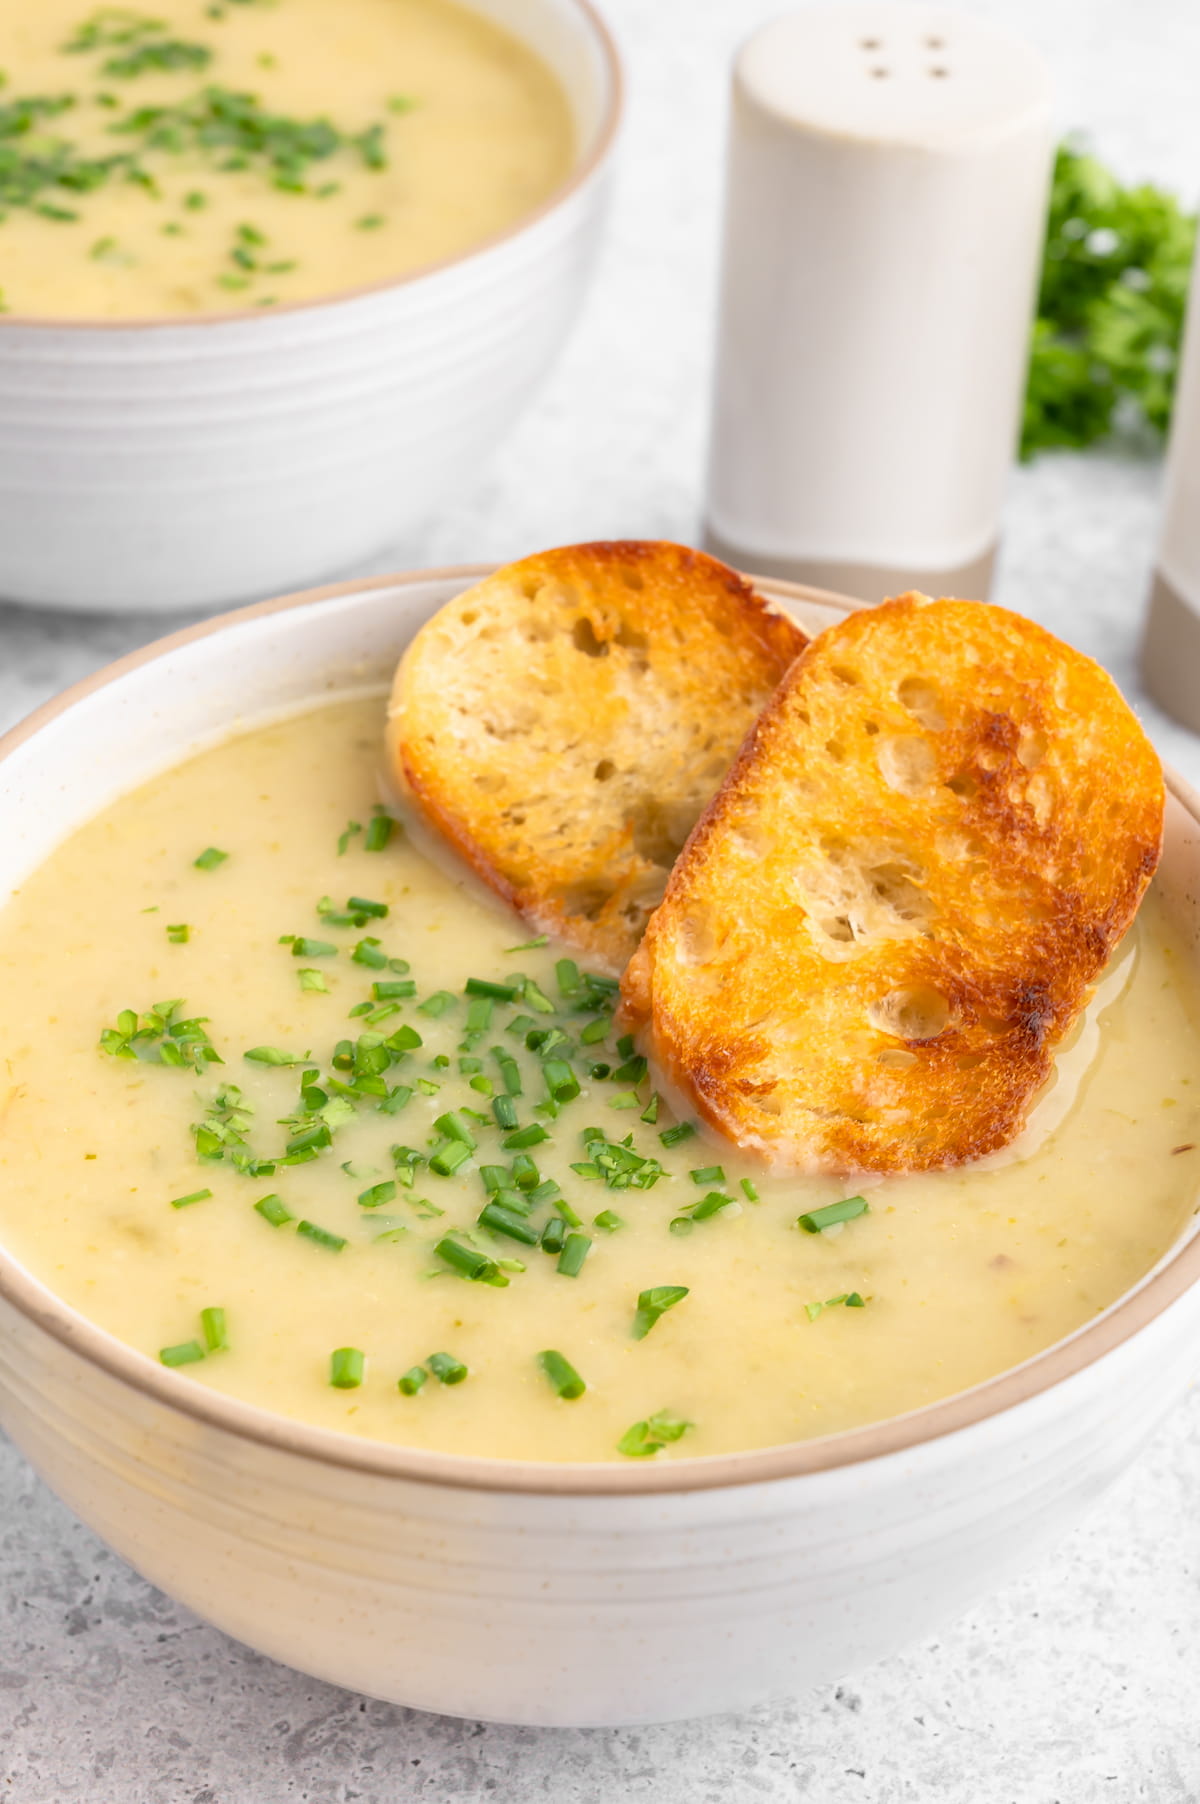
[386,541,806,971]
[621,592,1164,1175]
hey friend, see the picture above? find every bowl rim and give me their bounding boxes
[0,0,623,335]
[1,562,1198,1498]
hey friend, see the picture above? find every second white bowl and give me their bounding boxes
[0,0,620,615]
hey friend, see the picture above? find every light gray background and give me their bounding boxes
[4,0,1200,1797]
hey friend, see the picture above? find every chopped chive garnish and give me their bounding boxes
[337,819,362,854]
[430,1139,472,1177]
[690,1165,726,1186]
[640,1093,660,1124]
[503,1123,548,1150]
[506,935,548,952]
[613,1055,648,1085]
[555,959,581,997]
[391,1146,426,1185]
[540,1216,566,1254]
[470,1074,494,1096]
[491,1047,522,1095]
[845,1291,866,1306]
[200,1306,228,1352]
[291,937,337,958]
[434,1234,506,1285]
[434,1110,477,1147]
[479,1163,508,1194]
[507,1014,535,1038]
[632,1285,689,1341]
[464,977,517,1000]
[593,1209,624,1233]
[579,1016,609,1045]
[478,1201,541,1245]
[542,1058,580,1103]
[352,938,389,969]
[364,809,394,852]
[296,1220,347,1252]
[492,1094,519,1131]
[160,1340,205,1367]
[609,1091,639,1111]
[805,1291,867,1322]
[416,1078,440,1096]
[521,977,556,1015]
[244,1045,302,1066]
[380,1083,414,1114]
[616,1034,635,1057]
[659,1121,696,1148]
[254,1192,293,1227]
[553,1196,583,1228]
[510,1153,540,1189]
[588,1063,611,1080]
[372,978,416,999]
[166,922,190,944]
[193,846,228,871]
[386,1023,422,1052]
[465,996,493,1033]
[797,1196,870,1234]
[427,1351,468,1385]
[418,990,456,1017]
[557,1232,591,1277]
[358,1180,396,1209]
[538,1349,586,1400]
[169,1187,212,1209]
[617,1410,692,1458]
[298,967,329,992]
[329,1347,365,1389]
[741,1178,759,1202]
[347,895,388,919]
[398,1364,427,1395]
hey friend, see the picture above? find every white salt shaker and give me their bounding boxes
[1142,259,1200,730]
[703,4,1054,603]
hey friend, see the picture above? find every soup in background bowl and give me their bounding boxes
[0,0,620,612]
[1,569,1198,1725]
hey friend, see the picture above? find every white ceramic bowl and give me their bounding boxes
[1,568,1199,1728]
[0,3,620,616]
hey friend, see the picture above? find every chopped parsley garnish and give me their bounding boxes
[99,998,220,1072]
[616,1411,692,1459]
[805,1292,867,1322]
[631,1285,689,1341]
[797,1196,870,1235]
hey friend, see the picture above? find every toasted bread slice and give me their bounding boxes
[621,592,1164,1175]
[386,541,806,971]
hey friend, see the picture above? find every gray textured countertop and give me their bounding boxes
[4,0,1200,1798]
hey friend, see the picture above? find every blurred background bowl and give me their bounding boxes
[0,0,621,616]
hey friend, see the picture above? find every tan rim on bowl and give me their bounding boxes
[0,0,623,333]
[1,564,1198,1497]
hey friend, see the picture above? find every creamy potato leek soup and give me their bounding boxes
[0,0,573,318]
[0,694,1198,1462]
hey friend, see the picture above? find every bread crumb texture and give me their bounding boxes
[621,592,1165,1175]
[387,541,806,969]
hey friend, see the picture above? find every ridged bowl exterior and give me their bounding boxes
[0,571,1198,1724]
[0,5,617,615]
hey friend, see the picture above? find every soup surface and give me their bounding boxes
[0,0,573,318]
[0,694,1197,1463]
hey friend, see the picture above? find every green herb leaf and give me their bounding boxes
[631,1284,689,1341]
[193,846,228,871]
[617,1410,692,1458]
[797,1195,870,1235]
[538,1348,586,1400]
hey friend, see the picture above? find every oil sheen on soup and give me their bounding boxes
[0,695,1197,1463]
[0,0,573,318]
